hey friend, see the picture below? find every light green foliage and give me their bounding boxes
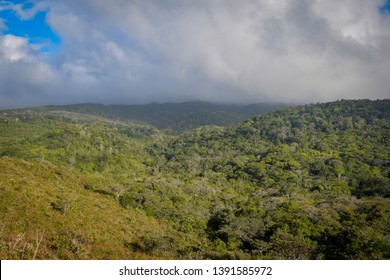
[0,99,389,259]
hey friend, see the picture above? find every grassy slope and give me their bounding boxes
[0,157,172,259]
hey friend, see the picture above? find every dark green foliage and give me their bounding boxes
[33,101,289,134]
[0,99,389,259]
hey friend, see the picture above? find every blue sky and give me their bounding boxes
[0,10,60,44]
[0,1,60,52]
[381,0,390,13]
[0,0,389,108]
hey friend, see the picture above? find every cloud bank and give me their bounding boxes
[1,0,389,108]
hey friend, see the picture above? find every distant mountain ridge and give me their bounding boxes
[31,101,291,134]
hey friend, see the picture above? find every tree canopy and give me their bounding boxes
[0,99,389,259]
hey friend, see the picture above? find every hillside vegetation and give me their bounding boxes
[34,101,289,134]
[0,99,389,259]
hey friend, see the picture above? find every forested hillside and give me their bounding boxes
[0,99,389,259]
[33,101,289,134]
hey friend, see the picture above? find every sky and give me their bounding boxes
[0,0,389,108]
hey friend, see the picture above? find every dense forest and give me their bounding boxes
[0,99,389,260]
[32,101,289,134]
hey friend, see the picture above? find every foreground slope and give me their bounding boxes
[0,112,189,259]
[0,99,389,259]
[0,157,173,259]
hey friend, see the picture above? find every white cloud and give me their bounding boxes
[0,34,30,61]
[1,0,389,108]
[0,34,60,107]
[65,0,389,102]
[312,0,386,45]
[0,1,47,20]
